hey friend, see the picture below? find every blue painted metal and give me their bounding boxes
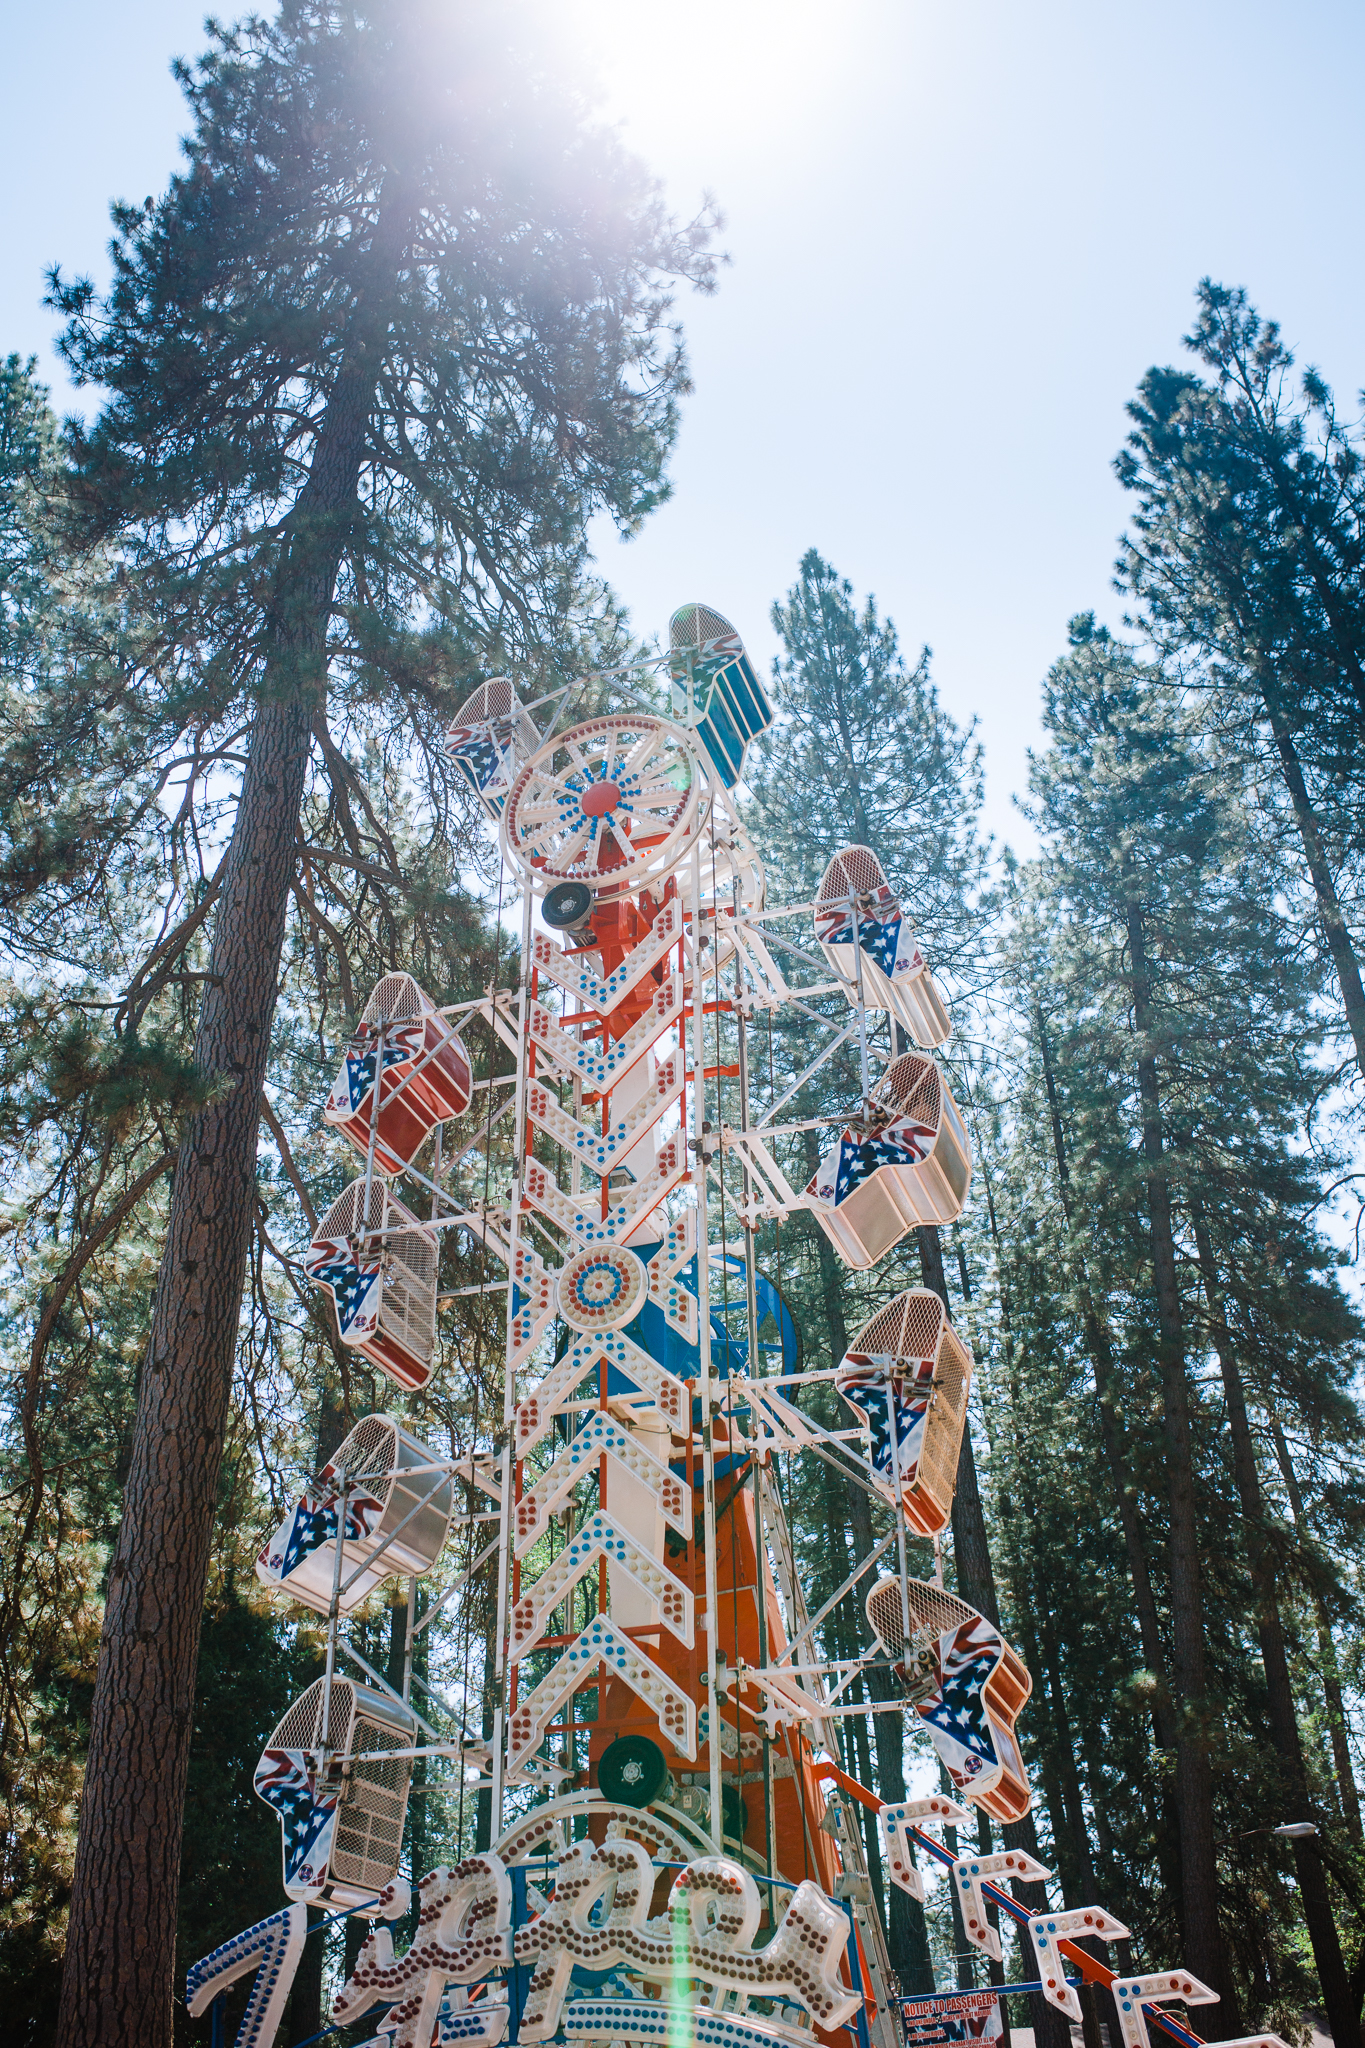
[668,605,774,790]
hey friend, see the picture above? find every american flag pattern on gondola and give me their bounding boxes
[909,1615,1004,1794]
[253,1748,340,1892]
[809,1115,936,1208]
[331,1021,427,1116]
[818,906,923,979]
[257,1478,384,1586]
[303,1240,382,1341]
[815,891,926,979]
[836,1351,935,1496]
[446,717,516,796]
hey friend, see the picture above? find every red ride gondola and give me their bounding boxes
[866,1574,1032,1823]
[324,973,472,1177]
[836,1289,973,1536]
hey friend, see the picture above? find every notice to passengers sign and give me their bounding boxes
[899,1990,1004,2045]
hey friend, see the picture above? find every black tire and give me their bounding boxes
[597,1734,669,1809]
[542,880,594,930]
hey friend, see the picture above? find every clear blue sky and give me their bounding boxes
[4,0,1364,854]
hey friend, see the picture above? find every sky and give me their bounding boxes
[3,0,1365,856]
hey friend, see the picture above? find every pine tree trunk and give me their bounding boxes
[827,1265,936,1990]
[1267,1413,1365,1846]
[58,257,402,2042]
[869,1651,937,1994]
[287,1907,326,2045]
[984,1204,1127,2048]
[1190,1213,1358,2047]
[1258,679,1365,1079]
[918,1227,1071,2048]
[1124,909,1237,2021]
[1018,1597,1110,2048]
[938,1800,976,1989]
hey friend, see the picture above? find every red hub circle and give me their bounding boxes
[581,780,620,817]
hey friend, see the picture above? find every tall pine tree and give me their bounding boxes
[1021,613,1360,2030]
[44,5,716,2039]
[1117,281,1365,1088]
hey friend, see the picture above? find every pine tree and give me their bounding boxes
[742,552,1079,2034]
[748,548,990,988]
[41,5,716,2039]
[1021,613,1362,2030]
[1117,281,1365,1086]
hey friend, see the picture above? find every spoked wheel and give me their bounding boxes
[501,716,700,895]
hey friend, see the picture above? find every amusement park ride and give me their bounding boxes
[186,609,1290,2048]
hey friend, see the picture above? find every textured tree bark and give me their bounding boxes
[59,689,318,2048]
[286,1908,326,2045]
[974,1807,1013,2048]
[937,1798,975,1990]
[1192,1216,1360,2047]
[1267,1413,1364,1846]
[918,1226,1071,2048]
[868,1651,938,1994]
[58,226,406,2040]
[1124,910,1238,2024]
[975,1193,1125,2048]
[1259,678,1365,1080]
[1011,1599,1107,2048]
[474,1601,497,1855]
[1034,1007,1194,1920]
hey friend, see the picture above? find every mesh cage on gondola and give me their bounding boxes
[253,1676,417,1906]
[668,602,773,789]
[814,845,950,1049]
[866,1575,1032,1824]
[835,1289,972,1536]
[324,973,472,1177]
[304,1178,438,1390]
[445,676,541,820]
[805,1052,972,1269]
[255,1413,455,1616]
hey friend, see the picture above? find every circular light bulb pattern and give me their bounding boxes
[556,1245,647,1332]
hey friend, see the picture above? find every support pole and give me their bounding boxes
[490,880,536,1835]
[734,889,778,1896]
[318,1475,350,1777]
[693,833,723,1852]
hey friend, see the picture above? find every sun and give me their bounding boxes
[552,0,865,170]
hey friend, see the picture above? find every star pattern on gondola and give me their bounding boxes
[260,1483,384,1582]
[857,912,903,975]
[446,723,505,792]
[837,1352,934,1488]
[817,897,926,983]
[832,1117,935,1203]
[916,1618,1003,1773]
[303,1246,381,1336]
[253,1749,339,1889]
[340,1022,426,1112]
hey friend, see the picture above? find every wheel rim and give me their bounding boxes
[501,716,700,891]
